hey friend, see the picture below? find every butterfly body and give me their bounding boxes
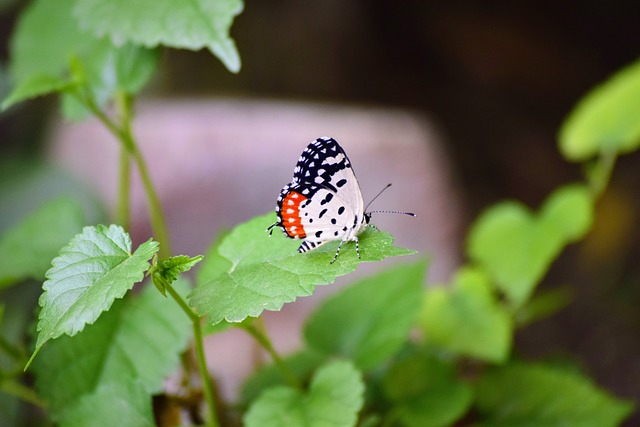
[268,137,370,262]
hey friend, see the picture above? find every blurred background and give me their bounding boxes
[1,0,640,423]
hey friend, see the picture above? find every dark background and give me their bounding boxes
[1,0,640,424]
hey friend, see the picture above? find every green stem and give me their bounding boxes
[0,335,23,362]
[240,320,301,390]
[164,282,199,323]
[77,89,171,258]
[115,91,131,229]
[77,87,216,424]
[116,91,171,259]
[588,150,617,199]
[0,379,47,408]
[165,283,219,427]
[76,86,221,424]
[117,145,131,229]
[129,144,171,259]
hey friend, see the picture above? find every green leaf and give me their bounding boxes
[32,280,191,422]
[150,254,203,295]
[112,44,160,94]
[467,185,593,305]
[6,0,158,113]
[0,160,105,231]
[304,260,427,370]
[1,74,74,111]
[539,184,593,240]
[514,287,572,327]
[419,267,512,363]
[56,380,155,427]
[244,360,364,427]
[195,228,230,286]
[0,197,85,288]
[559,58,640,161]
[384,348,473,427]
[73,0,243,73]
[61,42,158,120]
[30,224,159,364]
[9,0,94,84]
[475,362,635,427]
[190,213,415,325]
[240,349,328,405]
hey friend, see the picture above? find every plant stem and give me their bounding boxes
[0,335,23,362]
[116,91,171,259]
[240,320,301,390]
[115,91,131,229]
[130,144,172,258]
[117,146,131,229]
[165,283,219,427]
[78,88,217,425]
[77,89,172,258]
[0,379,47,408]
[588,150,617,199]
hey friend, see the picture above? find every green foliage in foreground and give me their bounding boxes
[190,213,414,324]
[32,281,191,425]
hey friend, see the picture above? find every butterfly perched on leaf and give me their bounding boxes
[268,137,414,263]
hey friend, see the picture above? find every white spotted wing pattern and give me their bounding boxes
[267,137,369,263]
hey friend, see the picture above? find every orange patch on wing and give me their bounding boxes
[281,191,308,238]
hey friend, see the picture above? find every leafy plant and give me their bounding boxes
[1,0,639,426]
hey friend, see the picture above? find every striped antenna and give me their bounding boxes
[365,183,416,217]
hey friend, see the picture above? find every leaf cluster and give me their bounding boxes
[2,0,242,114]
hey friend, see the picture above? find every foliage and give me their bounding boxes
[0,197,85,287]
[0,1,638,426]
[32,281,191,425]
[559,58,640,161]
[244,360,364,427]
[382,347,473,427]
[30,224,158,366]
[467,184,593,306]
[475,362,634,427]
[419,267,512,363]
[190,214,413,324]
[303,261,425,370]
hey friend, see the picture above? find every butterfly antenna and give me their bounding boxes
[364,183,416,216]
[365,184,416,218]
[368,210,416,217]
[364,183,393,212]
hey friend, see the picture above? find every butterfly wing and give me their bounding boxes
[293,137,360,194]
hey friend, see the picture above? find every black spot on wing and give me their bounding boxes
[320,193,333,205]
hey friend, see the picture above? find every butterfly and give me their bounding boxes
[267,136,414,263]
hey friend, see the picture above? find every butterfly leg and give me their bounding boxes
[266,222,279,236]
[330,240,345,264]
[330,237,360,264]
